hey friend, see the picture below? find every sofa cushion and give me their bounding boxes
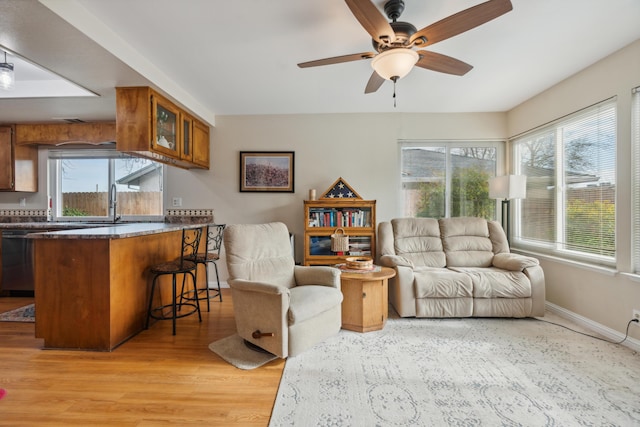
[416,297,473,318]
[288,285,343,324]
[488,220,510,254]
[413,267,473,298]
[449,267,532,298]
[440,217,494,267]
[391,218,446,268]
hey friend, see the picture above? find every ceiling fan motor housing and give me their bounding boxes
[372,21,418,51]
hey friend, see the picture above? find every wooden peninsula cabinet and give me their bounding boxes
[116,86,210,169]
[32,223,205,351]
[0,125,38,192]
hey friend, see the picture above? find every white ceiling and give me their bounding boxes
[1,0,640,124]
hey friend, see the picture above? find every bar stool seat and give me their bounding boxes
[146,227,203,335]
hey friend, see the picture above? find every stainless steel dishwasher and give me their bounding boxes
[1,229,35,292]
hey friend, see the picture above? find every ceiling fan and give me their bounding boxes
[298,0,513,94]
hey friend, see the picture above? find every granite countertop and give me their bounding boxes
[0,222,207,240]
[0,222,101,230]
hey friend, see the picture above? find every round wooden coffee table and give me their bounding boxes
[339,266,396,333]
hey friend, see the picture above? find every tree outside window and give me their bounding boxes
[513,100,616,263]
[401,143,501,220]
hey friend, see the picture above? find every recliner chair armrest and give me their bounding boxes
[294,265,341,288]
[379,254,415,269]
[492,253,539,271]
[228,278,290,295]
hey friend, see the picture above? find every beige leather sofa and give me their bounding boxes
[378,217,545,318]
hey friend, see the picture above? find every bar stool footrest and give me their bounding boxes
[149,302,200,321]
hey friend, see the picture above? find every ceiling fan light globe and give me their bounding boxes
[371,49,418,81]
[0,62,14,90]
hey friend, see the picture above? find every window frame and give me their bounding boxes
[632,87,640,273]
[511,98,617,267]
[399,140,506,219]
[48,148,165,223]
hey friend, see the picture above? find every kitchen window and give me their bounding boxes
[48,149,164,221]
[400,141,504,219]
[512,98,616,266]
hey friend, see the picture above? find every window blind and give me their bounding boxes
[632,87,640,272]
[512,98,617,265]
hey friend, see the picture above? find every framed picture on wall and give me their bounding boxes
[239,151,295,192]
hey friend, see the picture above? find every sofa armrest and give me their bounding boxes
[492,253,539,271]
[228,278,290,295]
[228,278,291,357]
[379,254,415,268]
[294,265,341,288]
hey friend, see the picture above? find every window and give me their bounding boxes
[49,149,164,221]
[632,87,640,273]
[512,98,616,265]
[400,141,504,219]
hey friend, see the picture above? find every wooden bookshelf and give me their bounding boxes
[303,178,376,266]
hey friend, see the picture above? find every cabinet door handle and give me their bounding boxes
[362,292,366,298]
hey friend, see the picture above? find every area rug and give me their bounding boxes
[269,317,640,426]
[209,333,278,370]
[0,304,35,323]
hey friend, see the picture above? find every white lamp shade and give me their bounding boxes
[489,175,527,200]
[371,49,419,80]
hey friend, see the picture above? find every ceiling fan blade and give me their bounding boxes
[345,0,396,45]
[410,0,513,47]
[415,50,473,76]
[298,52,376,68]
[364,71,385,94]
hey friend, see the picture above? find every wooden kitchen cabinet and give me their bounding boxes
[0,125,38,192]
[33,227,205,351]
[116,86,210,169]
[180,113,194,162]
[192,117,210,168]
[15,122,116,146]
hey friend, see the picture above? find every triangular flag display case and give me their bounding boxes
[303,178,376,266]
[320,177,362,199]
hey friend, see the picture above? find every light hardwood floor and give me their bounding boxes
[0,289,285,426]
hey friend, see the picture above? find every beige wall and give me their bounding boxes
[164,112,507,268]
[507,39,640,341]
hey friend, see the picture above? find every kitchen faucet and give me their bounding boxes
[109,183,121,223]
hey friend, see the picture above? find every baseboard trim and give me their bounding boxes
[206,281,229,289]
[545,302,640,352]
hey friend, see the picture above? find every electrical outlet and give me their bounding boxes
[172,197,182,207]
[633,309,640,324]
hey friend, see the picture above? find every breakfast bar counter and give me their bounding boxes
[30,223,206,351]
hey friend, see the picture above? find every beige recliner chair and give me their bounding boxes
[223,222,343,358]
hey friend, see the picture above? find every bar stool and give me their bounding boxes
[146,227,203,335]
[182,224,226,311]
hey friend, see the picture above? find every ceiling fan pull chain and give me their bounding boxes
[392,76,397,107]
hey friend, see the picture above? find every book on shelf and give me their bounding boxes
[308,207,371,228]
